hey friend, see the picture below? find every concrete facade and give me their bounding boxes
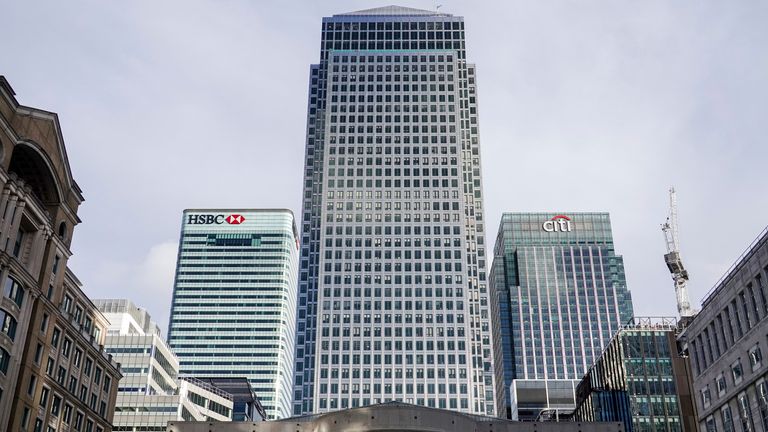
[678,226,768,432]
[0,75,122,431]
[294,6,501,417]
[167,402,625,432]
[95,299,236,431]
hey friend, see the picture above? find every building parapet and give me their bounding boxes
[701,225,768,308]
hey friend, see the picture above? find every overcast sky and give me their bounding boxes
[2,1,766,333]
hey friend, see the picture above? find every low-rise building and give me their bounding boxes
[572,317,698,432]
[96,299,264,431]
[167,401,625,432]
[677,226,768,432]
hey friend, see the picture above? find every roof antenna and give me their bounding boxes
[435,4,443,12]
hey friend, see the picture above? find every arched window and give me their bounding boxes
[3,276,23,307]
[58,221,67,240]
[8,143,61,214]
[0,309,17,341]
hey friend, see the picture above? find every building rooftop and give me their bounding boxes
[700,224,768,308]
[337,5,451,17]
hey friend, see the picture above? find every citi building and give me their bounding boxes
[491,212,634,419]
[167,209,299,419]
[293,6,501,417]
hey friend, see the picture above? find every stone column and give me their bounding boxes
[0,194,18,250]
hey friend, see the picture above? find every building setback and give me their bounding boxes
[572,317,698,432]
[0,76,122,432]
[491,212,634,419]
[95,299,261,431]
[293,5,500,417]
[167,209,298,420]
[678,226,768,432]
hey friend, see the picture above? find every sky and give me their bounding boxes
[2,1,767,334]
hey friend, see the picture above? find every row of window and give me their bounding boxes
[317,347,468,371]
[328,157,459,168]
[332,62,454,72]
[43,317,113,417]
[321,273,465,286]
[332,73,456,83]
[328,144,461,156]
[328,167,460,178]
[324,40,464,51]
[703,380,768,432]
[324,22,463,32]
[326,177,463,188]
[321,311,465,323]
[691,267,768,376]
[702,343,765,409]
[326,30,464,41]
[317,396,469,411]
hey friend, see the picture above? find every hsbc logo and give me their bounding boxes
[543,215,572,232]
[225,214,245,225]
[187,214,246,225]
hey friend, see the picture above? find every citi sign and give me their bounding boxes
[542,215,572,232]
[187,214,245,225]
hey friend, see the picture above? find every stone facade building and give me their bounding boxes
[0,76,122,432]
[678,226,768,432]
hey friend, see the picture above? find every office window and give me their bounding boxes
[51,394,62,416]
[0,347,9,374]
[751,345,763,371]
[706,416,717,432]
[738,392,755,432]
[716,374,727,396]
[732,360,744,384]
[0,309,17,341]
[3,276,24,306]
[757,381,768,432]
[722,405,735,432]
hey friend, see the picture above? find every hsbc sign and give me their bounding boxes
[542,215,572,232]
[187,214,246,225]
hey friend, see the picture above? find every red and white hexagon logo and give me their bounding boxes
[225,214,245,225]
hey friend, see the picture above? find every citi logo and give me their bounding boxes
[187,214,246,225]
[542,215,572,232]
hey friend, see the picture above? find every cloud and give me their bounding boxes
[131,241,179,330]
[74,241,179,335]
[3,0,767,329]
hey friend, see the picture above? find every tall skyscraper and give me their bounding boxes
[167,209,299,419]
[0,76,121,432]
[294,6,499,417]
[491,212,634,419]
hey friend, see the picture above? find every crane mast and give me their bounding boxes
[661,187,693,317]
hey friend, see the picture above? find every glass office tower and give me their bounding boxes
[491,212,634,419]
[167,209,299,419]
[573,317,697,432]
[294,6,500,416]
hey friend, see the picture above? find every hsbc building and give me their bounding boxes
[167,209,299,420]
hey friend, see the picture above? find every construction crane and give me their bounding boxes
[661,187,694,317]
